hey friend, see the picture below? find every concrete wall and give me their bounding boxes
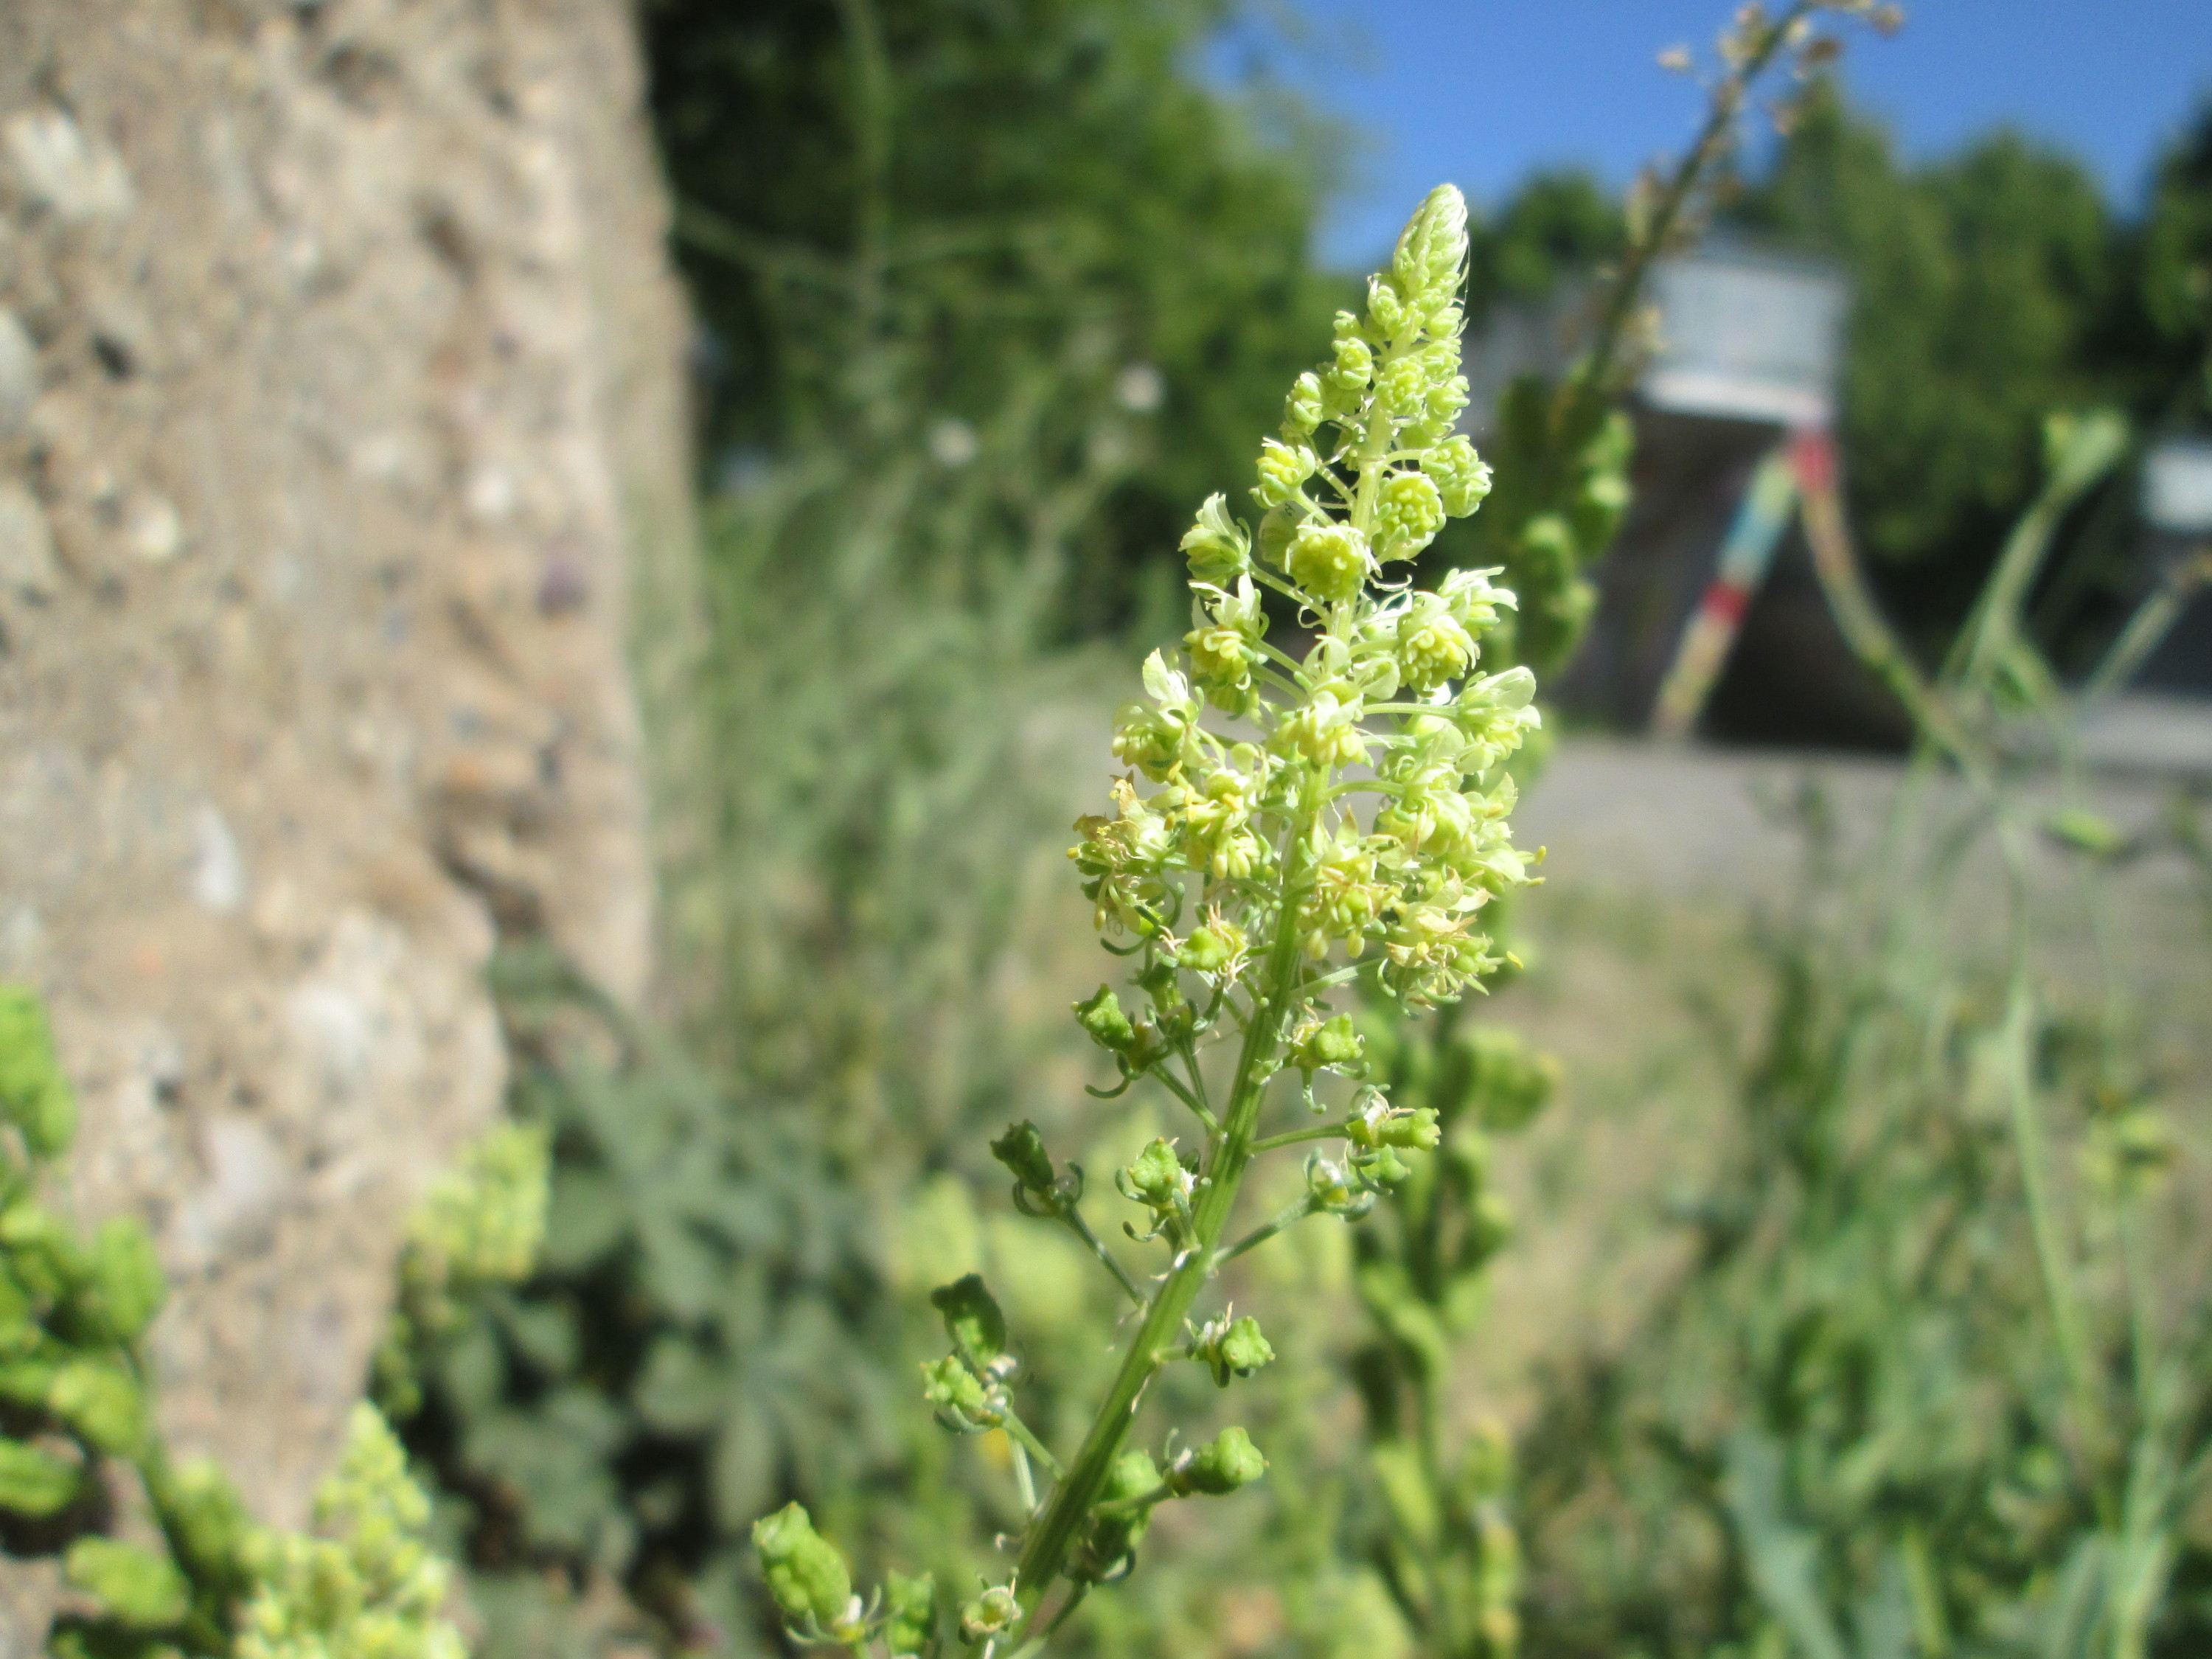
[0,1,696,1618]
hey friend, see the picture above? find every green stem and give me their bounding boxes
[1001,1408,1065,1481]
[1994,821,2103,1500]
[1571,1,1816,404]
[1214,1196,1324,1269]
[1152,1064,1220,1135]
[2082,552,2205,702]
[1056,1206,1146,1308]
[1012,779,1321,1634]
[1251,1124,1346,1154]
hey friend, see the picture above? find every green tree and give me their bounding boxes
[1731,84,2123,645]
[643,0,1343,631]
[2135,100,2212,426]
[1468,170,1623,319]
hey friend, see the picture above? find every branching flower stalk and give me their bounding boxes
[754,185,1542,1657]
[1467,0,1902,675]
[1343,12,1904,1656]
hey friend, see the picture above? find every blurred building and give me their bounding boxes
[1470,243,1913,748]
[1465,246,2212,756]
[2134,439,2212,695]
[2072,437,2212,776]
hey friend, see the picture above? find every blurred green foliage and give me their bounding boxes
[0,988,466,1659]
[1728,88,2212,660]
[0,984,249,1656]
[1451,83,2212,669]
[644,0,1345,634]
[1514,425,2212,1659]
[389,949,895,1650]
[1346,1014,1559,1659]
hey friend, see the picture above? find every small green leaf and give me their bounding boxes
[153,1456,253,1584]
[0,1436,83,1515]
[2043,808,2129,860]
[83,1216,166,1342]
[987,1121,1056,1197]
[48,1361,150,1458]
[63,1538,190,1630]
[752,1501,852,1632]
[0,985,76,1159]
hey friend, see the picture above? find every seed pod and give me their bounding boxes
[1170,1425,1267,1496]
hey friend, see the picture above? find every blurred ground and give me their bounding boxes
[1471,735,2212,1424]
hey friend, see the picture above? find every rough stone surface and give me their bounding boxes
[0,0,695,1613]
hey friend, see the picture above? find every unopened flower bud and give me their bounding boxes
[1326,327,1373,395]
[1074,1447,1164,1582]
[1395,595,1477,695]
[1281,372,1324,439]
[1346,1094,1441,1151]
[1366,274,1408,339]
[930,1273,1008,1366]
[1118,1138,1192,1211]
[1112,703,1184,781]
[753,1503,852,1633]
[1177,918,1247,977]
[1254,439,1317,509]
[1374,354,1429,418]
[1427,435,1494,518]
[922,1355,1000,1428]
[1374,471,1447,560]
[1197,1314,1276,1386]
[883,1571,936,1658]
[1286,524,1372,604]
[990,1120,1057,1198]
[1392,182,1470,305]
[1293,1014,1364,1074]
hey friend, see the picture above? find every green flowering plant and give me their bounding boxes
[0,984,487,1658]
[1333,11,1908,1655]
[754,184,1543,1655]
[235,1402,467,1659]
[372,1119,552,1422]
[0,985,252,1658]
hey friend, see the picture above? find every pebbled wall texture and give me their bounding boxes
[0,0,698,1627]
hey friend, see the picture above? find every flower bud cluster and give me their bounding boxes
[1075,185,1536,1030]
[813,187,1548,1649]
[237,1405,467,1659]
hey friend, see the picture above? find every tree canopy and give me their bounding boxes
[642,0,1346,631]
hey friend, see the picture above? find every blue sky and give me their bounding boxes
[1213,2,2212,268]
